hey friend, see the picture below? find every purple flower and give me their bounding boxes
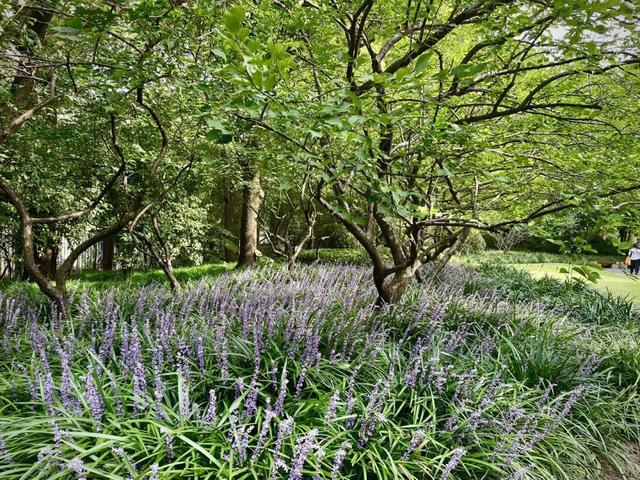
[325,391,340,421]
[1,297,20,352]
[37,445,57,463]
[120,323,130,372]
[216,330,229,381]
[235,377,246,398]
[98,292,118,363]
[129,326,147,411]
[440,448,466,480]
[227,406,253,465]
[404,338,425,387]
[78,289,90,320]
[510,466,529,480]
[578,354,601,379]
[58,341,79,413]
[160,427,174,460]
[294,367,307,400]
[272,416,295,477]
[402,429,426,460]
[344,368,360,428]
[289,429,319,480]
[67,457,87,480]
[251,405,275,463]
[538,381,556,406]
[330,441,351,480]
[83,367,104,426]
[451,369,477,407]
[275,368,288,416]
[443,323,469,354]
[203,389,217,426]
[178,356,191,419]
[147,463,160,480]
[270,362,278,390]
[152,347,166,421]
[358,381,389,447]
[243,375,259,421]
[196,336,205,372]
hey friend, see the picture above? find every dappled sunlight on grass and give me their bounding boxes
[514,263,640,303]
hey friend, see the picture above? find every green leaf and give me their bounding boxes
[223,7,245,34]
[324,116,343,126]
[414,52,433,74]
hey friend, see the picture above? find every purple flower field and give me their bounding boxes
[0,264,639,479]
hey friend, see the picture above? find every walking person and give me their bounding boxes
[628,242,640,275]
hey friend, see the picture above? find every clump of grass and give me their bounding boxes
[0,265,638,479]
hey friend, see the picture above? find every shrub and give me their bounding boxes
[297,248,390,265]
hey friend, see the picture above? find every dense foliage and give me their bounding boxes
[0,264,638,479]
[1,0,640,306]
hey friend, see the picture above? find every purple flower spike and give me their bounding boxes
[402,429,426,460]
[148,463,160,480]
[331,442,351,480]
[325,391,340,421]
[271,416,295,477]
[67,457,87,480]
[83,367,104,427]
[289,429,319,480]
[203,389,217,426]
[440,448,466,480]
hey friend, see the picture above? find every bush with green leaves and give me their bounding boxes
[0,265,638,479]
[297,248,391,266]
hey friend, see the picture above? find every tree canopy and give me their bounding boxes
[1,0,639,307]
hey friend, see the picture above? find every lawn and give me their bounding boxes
[515,263,640,303]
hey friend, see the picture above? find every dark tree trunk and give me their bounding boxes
[159,261,180,292]
[52,274,70,322]
[36,244,58,280]
[236,165,264,269]
[101,235,115,270]
[9,8,54,109]
[374,265,417,308]
[223,182,240,262]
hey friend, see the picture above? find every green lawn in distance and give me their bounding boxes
[515,262,640,303]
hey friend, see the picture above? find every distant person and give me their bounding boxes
[628,242,640,275]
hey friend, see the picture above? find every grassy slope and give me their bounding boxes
[0,263,235,295]
[515,263,640,303]
[69,262,235,287]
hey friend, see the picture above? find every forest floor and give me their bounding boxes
[515,262,640,303]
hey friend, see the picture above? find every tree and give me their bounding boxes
[219,0,640,304]
[236,157,265,268]
[0,1,196,315]
[259,171,318,267]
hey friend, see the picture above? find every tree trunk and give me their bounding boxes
[101,235,115,270]
[20,222,70,319]
[52,273,70,322]
[159,261,180,292]
[35,243,58,280]
[9,8,54,109]
[236,165,264,269]
[374,265,418,308]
